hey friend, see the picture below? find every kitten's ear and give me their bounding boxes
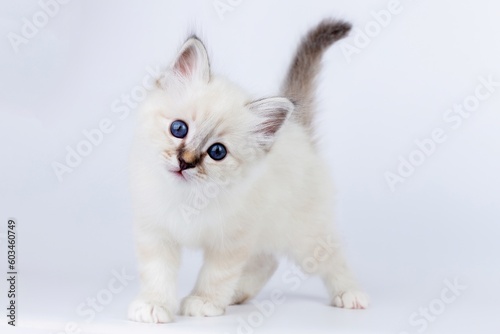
[171,36,210,83]
[248,97,294,149]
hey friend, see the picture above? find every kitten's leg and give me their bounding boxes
[128,227,180,323]
[231,253,278,304]
[292,233,369,309]
[181,247,251,317]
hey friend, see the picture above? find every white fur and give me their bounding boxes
[128,37,367,324]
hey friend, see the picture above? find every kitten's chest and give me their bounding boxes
[153,179,248,247]
[163,196,230,247]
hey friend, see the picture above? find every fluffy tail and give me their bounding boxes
[282,19,351,130]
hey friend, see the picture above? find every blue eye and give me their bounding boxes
[170,120,188,138]
[207,143,227,161]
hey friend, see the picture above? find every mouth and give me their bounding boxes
[171,169,186,180]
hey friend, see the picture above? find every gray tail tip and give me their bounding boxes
[308,19,352,48]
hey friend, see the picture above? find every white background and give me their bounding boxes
[1,0,499,333]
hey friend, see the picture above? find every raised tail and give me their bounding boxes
[282,19,351,130]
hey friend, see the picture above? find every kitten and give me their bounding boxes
[128,19,368,323]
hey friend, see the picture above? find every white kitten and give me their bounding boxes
[128,19,368,324]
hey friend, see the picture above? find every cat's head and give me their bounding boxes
[137,36,294,189]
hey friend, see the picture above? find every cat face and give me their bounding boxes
[138,37,294,189]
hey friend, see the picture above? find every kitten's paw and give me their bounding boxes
[332,290,369,309]
[128,300,174,323]
[181,295,225,317]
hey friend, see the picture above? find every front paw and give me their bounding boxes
[128,300,175,323]
[181,295,225,317]
[332,290,369,309]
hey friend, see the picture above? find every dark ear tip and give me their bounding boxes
[184,35,209,56]
[187,34,203,43]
